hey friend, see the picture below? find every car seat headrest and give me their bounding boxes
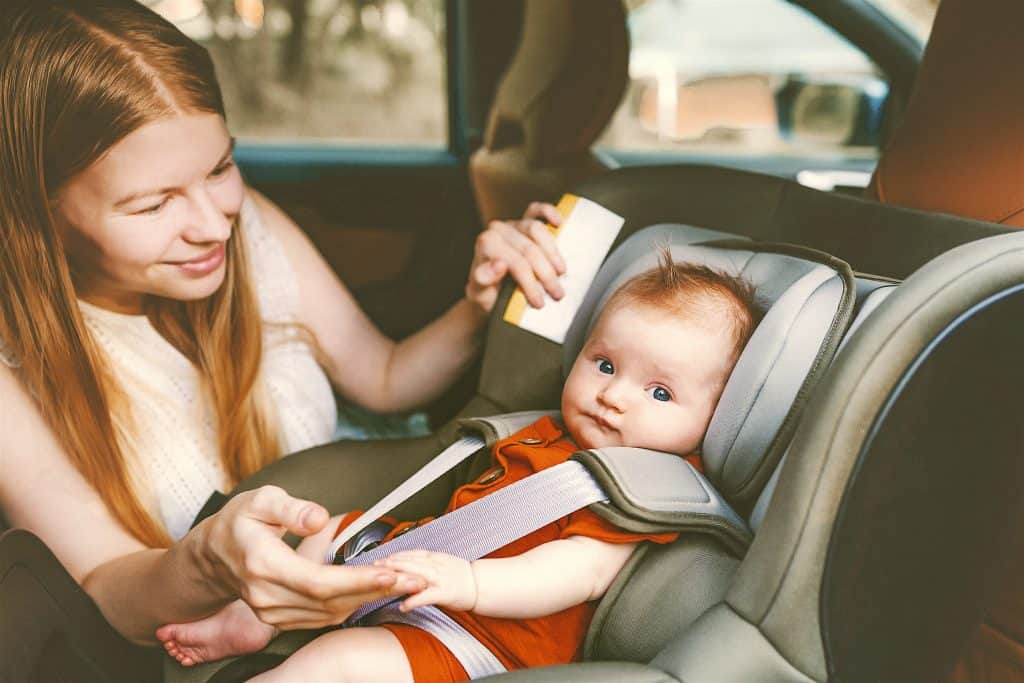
[564,224,854,505]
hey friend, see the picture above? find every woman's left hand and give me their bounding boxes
[465,202,568,315]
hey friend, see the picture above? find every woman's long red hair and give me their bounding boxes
[0,0,280,547]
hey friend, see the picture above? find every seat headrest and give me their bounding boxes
[483,0,628,165]
[469,0,627,225]
[868,0,1024,226]
[564,224,854,505]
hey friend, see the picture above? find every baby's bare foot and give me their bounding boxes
[155,600,277,666]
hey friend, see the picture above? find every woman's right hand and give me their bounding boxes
[194,485,422,631]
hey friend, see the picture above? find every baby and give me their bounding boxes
[158,253,758,681]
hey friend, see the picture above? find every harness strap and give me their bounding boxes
[325,434,486,564]
[363,604,507,679]
[345,460,608,623]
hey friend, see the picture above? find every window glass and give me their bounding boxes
[152,0,447,145]
[864,0,939,43]
[598,0,888,160]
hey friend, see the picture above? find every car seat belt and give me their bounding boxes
[343,459,609,679]
[325,411,559,564]
[364,604,507,677]
[343,459,608,620]
[324,434,487,564]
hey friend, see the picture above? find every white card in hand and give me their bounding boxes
[503,194,624,344]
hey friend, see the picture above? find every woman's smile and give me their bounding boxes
[168,243,226,276]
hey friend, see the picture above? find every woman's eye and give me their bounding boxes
[210,160,235,178]
[596,359,614,375]
[650,386,672,402]
[135,197,168,215]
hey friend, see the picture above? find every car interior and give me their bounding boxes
[2,0,1023,681]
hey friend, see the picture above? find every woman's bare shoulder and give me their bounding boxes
[246,187,315,257]
[0,363,145,581]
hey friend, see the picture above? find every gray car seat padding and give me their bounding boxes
[456,410,561,447]
[822,283,1024,681]
[574,447,751,557]
[681,232,1024,682]
[563,225,856,509]
[585,535,740,664]
[748,282,896,533]
[651,602,817,683]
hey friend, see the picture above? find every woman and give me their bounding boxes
[0,0,565,645]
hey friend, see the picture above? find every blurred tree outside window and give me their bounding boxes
[150,0,447,145]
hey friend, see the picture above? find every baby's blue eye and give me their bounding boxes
[597,359,614,374]
[651,386,671,402]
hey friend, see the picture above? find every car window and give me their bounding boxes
[597,0,895,160]
[151,0,447,146]
[864,0,939,43]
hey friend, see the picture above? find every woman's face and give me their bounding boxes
[56,112,244,313]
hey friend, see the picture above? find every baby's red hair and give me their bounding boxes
[607,247,760,362]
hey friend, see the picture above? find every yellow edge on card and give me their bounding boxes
[504,290,528,324]
[553,194,579,233]
[503,194,579,324]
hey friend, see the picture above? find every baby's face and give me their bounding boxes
[561,301,737,454]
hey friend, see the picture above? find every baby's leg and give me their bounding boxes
[157,599,276,666]
[248,626,413,683]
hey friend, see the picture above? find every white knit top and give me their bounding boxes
[1,196,337,540]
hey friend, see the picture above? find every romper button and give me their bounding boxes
[393,521,419,538]
[477,467,505,485]
[518,437,543,445]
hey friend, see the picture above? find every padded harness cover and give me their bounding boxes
[455,414,751,556]
[575,448,751,558]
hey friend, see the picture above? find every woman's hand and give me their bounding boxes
[377,550,478,613]
[193,485,424,631]
[466,201,568,314]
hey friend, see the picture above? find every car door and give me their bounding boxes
[595,0,938,195]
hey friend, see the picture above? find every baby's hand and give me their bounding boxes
[376,550,477,613]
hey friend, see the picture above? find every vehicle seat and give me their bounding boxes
[866,0,1024,678]
[468,0,627,225]
[868,0,1024,227]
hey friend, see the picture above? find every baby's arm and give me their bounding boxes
[380,537,637,619]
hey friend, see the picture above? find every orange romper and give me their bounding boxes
[337,417,689,682]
